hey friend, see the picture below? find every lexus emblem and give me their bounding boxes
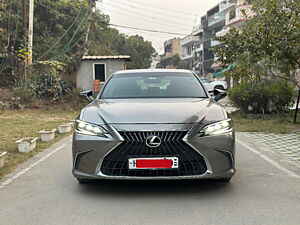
[145,135,161,148]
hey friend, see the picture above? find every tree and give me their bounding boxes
[213,0,300,122]
[156,54,188,69]
[0,0,155,73]
[122,35,155,69]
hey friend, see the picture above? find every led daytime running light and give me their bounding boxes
[200,119,232,136]
[75,120,108,137]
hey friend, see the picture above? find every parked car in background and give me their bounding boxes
[200,77,227,92]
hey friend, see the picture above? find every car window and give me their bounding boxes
[101,72,207,99]
[201,78,210,83]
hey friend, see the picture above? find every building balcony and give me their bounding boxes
[181,52,195,60]
[216,27,230,37]
[192,25,203,36]
[227,4,254,27]
[195,44,203,52]
[219,2,235,12]
[208,13,225,28]
[181,35,200,46]
[211,40,221,47]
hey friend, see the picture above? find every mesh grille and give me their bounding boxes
[100,131,207,177]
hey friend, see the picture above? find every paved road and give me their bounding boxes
[1,134,300,225]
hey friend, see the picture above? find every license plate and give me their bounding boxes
[128,157,179,169]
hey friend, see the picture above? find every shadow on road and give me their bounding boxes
[74,179,232,198]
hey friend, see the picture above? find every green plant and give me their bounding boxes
[32,73,73,101]
[228,80,295,114]
[12,82,36,103]
[33,61,66,76]
[12,73,73,102]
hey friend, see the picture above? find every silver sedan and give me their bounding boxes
[72,69,235,183]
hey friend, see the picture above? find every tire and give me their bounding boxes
[77,178,94,184]
[214,85,224,90]
[217,177,231,182]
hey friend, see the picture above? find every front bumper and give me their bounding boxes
[72,168,235,180]
[72,123,235,180]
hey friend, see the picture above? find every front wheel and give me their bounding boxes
[214,85,224,90]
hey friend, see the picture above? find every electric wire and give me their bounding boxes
[35,4,85,61]
[36,1,190,37]
[48,5,91,61]
[24,0,190,62]
[104,8,191,32]
[52,26,89,61]
[108,0,196,21]
[104,2,193,26]
[114,0,199,17]
[106,23,189,36]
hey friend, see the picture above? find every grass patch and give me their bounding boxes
[231,110,300,134]
[0,109,79,180]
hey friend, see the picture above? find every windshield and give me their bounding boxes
[100,72,207,99]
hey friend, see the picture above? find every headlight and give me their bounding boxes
[75,120,108,137]
[200,119,232,136]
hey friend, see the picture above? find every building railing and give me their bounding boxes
[0,51,19,68]
[216,27,230,37]
[219,2,235,12]
[192,25,203,35]
[208,12,225,27]
[181,51,195,60]
[211,40,221,47]
[195,44,203,52]
[181,35,200,46]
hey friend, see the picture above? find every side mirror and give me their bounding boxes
[80,90,94,102]
[213,89,227,101]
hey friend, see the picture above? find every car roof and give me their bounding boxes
[114,69,193,75]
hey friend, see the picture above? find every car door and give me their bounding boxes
[201,78,212,91]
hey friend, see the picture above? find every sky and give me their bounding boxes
[97,0,222,54]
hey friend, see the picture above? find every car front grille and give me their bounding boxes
[100,131,207,177]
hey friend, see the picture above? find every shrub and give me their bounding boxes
[228,80,295,114]
[12,83,36,103]
[32,73,73,101]
[13,73,73,102]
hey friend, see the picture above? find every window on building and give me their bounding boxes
[229,9,236,20]
[94,64,106,81]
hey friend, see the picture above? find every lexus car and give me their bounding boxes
[72,69,235,183]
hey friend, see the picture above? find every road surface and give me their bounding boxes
[0,134,299,225]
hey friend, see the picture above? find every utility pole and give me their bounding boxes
[84,0,93,55]
[22,0,27,32]
[28,0,34,65]
[83,22,91,56]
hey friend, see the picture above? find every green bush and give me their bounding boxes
[12,82,36,103]
[13,73,73,102]
[228,80,295,114]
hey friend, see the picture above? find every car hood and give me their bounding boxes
[81,98,228,125]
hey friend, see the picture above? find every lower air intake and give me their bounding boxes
[100,131,207,177]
